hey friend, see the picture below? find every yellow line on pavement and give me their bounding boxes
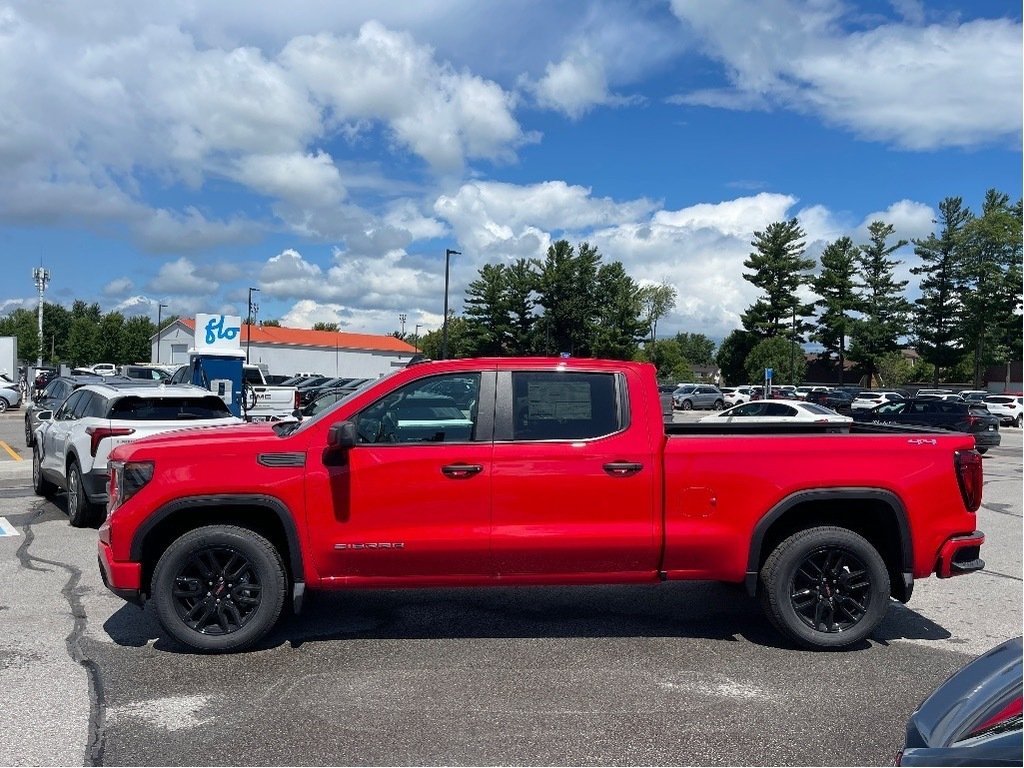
[0,440,22,461]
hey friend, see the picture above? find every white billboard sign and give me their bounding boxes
[195,314,243,353]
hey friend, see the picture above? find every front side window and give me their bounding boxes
[875,402,907,414]
[512,371,619,441]
[353,373,481,444]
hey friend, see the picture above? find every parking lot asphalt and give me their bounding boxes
[0,409,1020,766]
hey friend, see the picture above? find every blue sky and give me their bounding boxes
[1,0,1020,342]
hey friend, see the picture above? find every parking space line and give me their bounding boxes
[0,440,21,461]
[0,517,20,537]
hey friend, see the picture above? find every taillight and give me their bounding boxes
[85,426,135,457]
[955,450,983,512]
[294,391,301,409]
[107,460,154,513]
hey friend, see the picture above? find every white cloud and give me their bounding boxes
[280,22,526,173]
[103,278,134,297]
[231,151,346,207]
[532,46,613,119]
[146,257,210,295]
[669,0,1022,149]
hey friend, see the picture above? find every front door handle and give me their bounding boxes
[441,463,483,479]
[603,462,644,477]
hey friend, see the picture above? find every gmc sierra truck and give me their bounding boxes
[98,357,986,653]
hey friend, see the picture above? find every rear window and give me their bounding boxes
[985,396,1013,404]
[109,395,232,421]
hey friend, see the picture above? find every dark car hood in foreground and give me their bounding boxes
[900,636,1023,766]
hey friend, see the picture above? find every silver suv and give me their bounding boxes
[672,384,725,411]
[32,381,241,526]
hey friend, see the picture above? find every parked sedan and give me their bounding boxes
[852,398,1001,453]
[0,378,22,413]
[700,400,852,425]
[898,636,1021,766]
[672,384,725,410]
[984,395,1023,428]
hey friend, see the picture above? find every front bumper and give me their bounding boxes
[97,541,144,605]
[936,531,986,578]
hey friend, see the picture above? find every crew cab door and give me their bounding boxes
[304,371,495,580]
[490,368,659,577]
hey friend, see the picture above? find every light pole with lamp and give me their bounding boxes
[414,324,421,352]
[441,248,460,360]
[247,287,260,364]
[155,302,168,364]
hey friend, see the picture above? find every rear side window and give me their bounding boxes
[109,395,231,421]
[512,372,620,441]
[81,393,108,419]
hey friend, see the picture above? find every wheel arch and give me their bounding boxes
[744,488,913,602]
[130,495,305,599]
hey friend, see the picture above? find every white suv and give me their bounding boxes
[32,381,241,526]
[983,394,1023,428]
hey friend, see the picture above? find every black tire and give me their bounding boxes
[151,525,287,653]
[1015,415,1022,429]
[759,526,890,650]
[32,447,55,497]
[977,447,989,455]
[66,461,99,527]
[681,400,693,411]
[0,398,8,413]
[25,418,34,447]
[713,399,725,410]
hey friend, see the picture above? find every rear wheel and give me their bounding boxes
[66,461,100,527]
[152,525,286,653]
[713,399,725,410]
[25,418,34,447]
[977,447,989,455]
[759,526,890,650]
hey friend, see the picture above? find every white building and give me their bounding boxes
[152,319,419,378]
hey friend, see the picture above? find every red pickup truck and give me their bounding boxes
[98,357,986,653]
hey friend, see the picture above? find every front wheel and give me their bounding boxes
[25,419,34,447]
[759,526,890,650]
[1014,415,1022,429]
[151,525,286,653]
[0,398,8,413]
[681,400,693,411]
[32,448,55,497]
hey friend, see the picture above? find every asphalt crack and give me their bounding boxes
[18,502,107,766]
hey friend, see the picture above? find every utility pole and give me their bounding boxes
[414,324,421,352]
[155,302,168,364]
[398,313,407,337]
[442,248,460,360]
[790,302,796,384]
[247,287,260,364]
[32,267,50,367]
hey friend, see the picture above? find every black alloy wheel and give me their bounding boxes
[788,546,871,634]
[152,525,286,652]
[66,461,98,527]
[760,526,890,650]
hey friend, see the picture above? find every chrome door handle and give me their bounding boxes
[603,462,643,477]
[441,464,483,479]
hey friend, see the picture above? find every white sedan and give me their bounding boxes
[699,400,853,424]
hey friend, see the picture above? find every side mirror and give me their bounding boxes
[37,410,53,421]
[327,421,358,450]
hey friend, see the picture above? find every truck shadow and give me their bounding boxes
[101,581,951,654]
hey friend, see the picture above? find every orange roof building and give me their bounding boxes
[154,318,419,378]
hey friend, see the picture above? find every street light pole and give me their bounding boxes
[155,302,168,363]
[414,324,421,352]
[790,302,797,384]
[247,287,260,364]
[442,248,460,360]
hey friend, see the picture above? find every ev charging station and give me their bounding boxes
[185,314,245,417]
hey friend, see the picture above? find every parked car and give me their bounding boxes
[793,385,830,400]
[32,381,242,526]
[24,374,109,446]
[657,384,675,419]
[672,384,725,410]
[0,377,22,413]
[850,391,905,411]
[852,398,1001,454]
[33,368,58,392]
[984,395,1023,428]
[700,400,852,425]
[119,364,171,382]
[721,386,757,406]
[958,389,989,402]
[89,363,117,376]
[898,636,1022,766]
[806,389,857,413]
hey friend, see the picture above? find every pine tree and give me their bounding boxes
[533,240,601,356]
[911,197,971,384]
[591,262,647,360]
[848,221,912,385]
[740,218,816,340]
[463,263,511,356]
[811,236,861,385]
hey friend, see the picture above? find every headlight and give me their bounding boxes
[107,460,154,513]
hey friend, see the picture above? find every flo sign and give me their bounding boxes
[195,314,242,353]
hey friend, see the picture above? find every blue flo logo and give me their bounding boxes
[204,315,241,344]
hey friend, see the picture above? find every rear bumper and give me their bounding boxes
[97,541,144,605]
[936,531,985,578]
[973,430,1001,448]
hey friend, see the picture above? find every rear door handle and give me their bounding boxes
[441,463,483,479]
[603,462,644,477]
